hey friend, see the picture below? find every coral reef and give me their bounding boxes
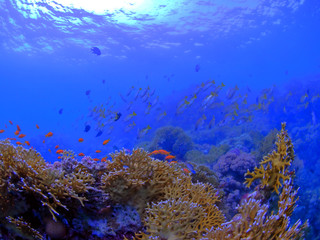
[136,178,225,239]
[0,123,308,239]
[204,181,308,240]
[101,149,183,215]
[245,123,294,194]
[213,149,256,218]
[184,144,229,166]
[147,126,194,159]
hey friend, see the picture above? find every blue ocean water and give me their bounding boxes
[0,0,320,239]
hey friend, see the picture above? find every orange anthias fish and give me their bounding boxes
[78,153,85,157]
[16,141,23,145]
[78,138,84,142]
[18,134,26,138]
[17,125,21,131]
[158,149,170,155]
[36,124,40,129]
[93,158,99,161]
[102,139,110,145]
[9,120,13,125]
[0,129,5,133]
[165,155,175,160]
[148,149,170,156]
[25,141,30,146]
[45,132,53,137]
[56,149,64,154]
[183,168,191,174]
[95,150,101,153]
[55,145,59,149]
[101,157,107,162]
[14,130,20,135]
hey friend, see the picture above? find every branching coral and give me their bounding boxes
[136,178,225,239]
[203,181,308,240]
[101,149,183,214]
[245,122,294,194]
[0,139,95,238]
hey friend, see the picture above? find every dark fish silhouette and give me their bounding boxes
[114,112,122,121]
[102,79,105,84]
[91,47,101,56]
[85,90,91,96]
[84,125,91,132]
[58,108,63,114]
[96,130,103,137]
[195,64,200,72]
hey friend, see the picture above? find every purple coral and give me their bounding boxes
[213,148,256,181]
[213,149,256,219]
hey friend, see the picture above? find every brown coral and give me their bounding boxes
[136,178,225,239]
[245,122,294,194]
[203,180,308,240]
[0,139,95,238]
[101,148,182,214]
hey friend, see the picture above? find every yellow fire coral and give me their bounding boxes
[0,139,95,238]
[101,148,183,214]
[137,178,225,239]
[245,122,294,194]
[203,180,308,240]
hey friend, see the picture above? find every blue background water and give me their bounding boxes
[0,0,320,238]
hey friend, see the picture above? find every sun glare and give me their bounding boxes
[51,0,147,14]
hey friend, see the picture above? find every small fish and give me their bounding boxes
[56,149,64,154]
[59,108,63,114]
[43,140,45,143]
[119,93,127,103]
[137,125,151,139]
[17,125,21,131]
[55,145,59,149]
[126,86,135,96]
[14,130,20,135]
[95,150,101,153]
[101,157,107,162]
[91,47,101,56]
[124,111,137,122]
[9,120,13,125]
[208,115,215,129]
[84,125,91,132]
[102,79,106,84]
[195,114,207,131]
[25,141,30,146]
[114,112,122,121]
[36,124,40,129]
[48,149,52,153]
[300,93,308,103]
[226,85,239,100]
[195,64,200,72]
[18,134,26,138]
[135,88,142,100]
[86,90,91,96]
[165,155,175,160]
[16,141,23,145]
[0,130,4,133]
[45,132,53,137]
[157,111,167,121]
[93,158,99,161]
[96,130,103,137]
[125,121,136,132]
[78,153,85,157]
[183,168,191,174]
[185,162,196,174]
[78,138,84,142]
[103,139,110,145]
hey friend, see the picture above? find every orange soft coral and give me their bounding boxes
[245,122,294,194]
